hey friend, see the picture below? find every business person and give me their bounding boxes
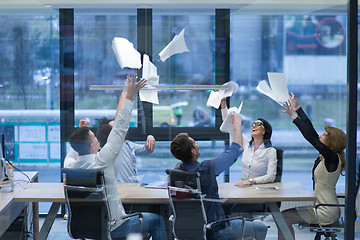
[279,92,346,240]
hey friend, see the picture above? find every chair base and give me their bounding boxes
[310,228,340,240]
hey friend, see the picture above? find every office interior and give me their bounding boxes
[0,0,358,239]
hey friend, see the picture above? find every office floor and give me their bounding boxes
[40,215,360,240]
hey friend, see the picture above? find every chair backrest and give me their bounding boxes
[166,169,207,240]
[274,148,284,182]
[63,168,109,240]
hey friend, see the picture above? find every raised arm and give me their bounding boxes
[130,135,156,155]
[281,93,338,171]
[232,114,243,147]
[97,76,146,165]
[220,98,228,121]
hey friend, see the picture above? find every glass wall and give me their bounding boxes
[0,13,60,169]
[74,9,137,126]
[0,2,357,238]
[153,9,215,128]
[229,13,347,192]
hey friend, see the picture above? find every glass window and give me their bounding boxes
[74,9,137,126]
[0,13,60,213]
[229,13,346,192]
[153,9,215,128]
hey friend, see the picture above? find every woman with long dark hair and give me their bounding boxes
[220,98,277,186]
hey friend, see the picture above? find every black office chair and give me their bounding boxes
[63,168,146,240]
[166,169,245,240]
[274,147,284,183]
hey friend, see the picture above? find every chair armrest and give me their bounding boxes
[110,212,143,226]
[206,216,244,229]
[64,184,103,193]
[314,204,345,209]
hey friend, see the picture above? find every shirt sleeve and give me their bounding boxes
[214,142,243,176]
[293,107,339,172]
[97,99,133,166]
[253,147,277,184]
[128,141,150,156]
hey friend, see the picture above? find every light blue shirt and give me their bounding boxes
[114,140,150,183]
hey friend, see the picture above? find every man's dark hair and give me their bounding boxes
[170,133,194,163]
[96,117,113,148]
[68,127,92,155]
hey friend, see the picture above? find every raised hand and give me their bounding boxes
[232,113,242,126]
[289,92,300,110]
[281,100,298,120]
[79,119,87,128]
[126,74,147,101]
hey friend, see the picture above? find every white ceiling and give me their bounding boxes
[0,0,351,14]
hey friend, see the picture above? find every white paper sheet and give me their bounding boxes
[140,55,159,104]
[159,28,190,62]
[206,81,238,109]
[256,72,290,106]
[220,101,243,136]
[112,37,142,69]
[206,90,225,109]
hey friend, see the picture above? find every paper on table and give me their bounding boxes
[112,37,142,69]
[140,54,159,104]
[143,181,167,189]
[220,101,243,136]
[206,81,238,109]
[159,28,190,62]
[256,72,289,106]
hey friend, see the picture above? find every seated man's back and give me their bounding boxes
[170,114,268,240]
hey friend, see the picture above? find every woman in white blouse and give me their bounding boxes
[220,98,277,186]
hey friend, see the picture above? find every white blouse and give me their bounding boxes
[241,135,277,183]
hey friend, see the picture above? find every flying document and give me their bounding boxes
[140,54,159,104]
[112,37,142,69]
[220,101,243,136]
[206,81,238,109]
[256,73,290,106]
[159,28,190,62]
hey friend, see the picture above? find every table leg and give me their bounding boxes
[267,202,294,240]
[33,202,39,239]
[38,202,61,240]
[32,172,39,238]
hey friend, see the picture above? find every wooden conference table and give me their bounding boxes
[13,181,315,240]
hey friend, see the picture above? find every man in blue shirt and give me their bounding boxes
[96,117,155,183]
[170,114,267,240]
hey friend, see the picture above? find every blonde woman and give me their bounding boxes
[279,93,346,240]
